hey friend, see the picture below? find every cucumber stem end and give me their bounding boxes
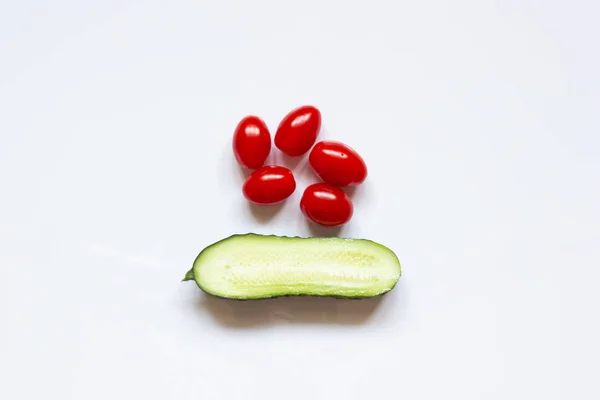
[182,268,195,282]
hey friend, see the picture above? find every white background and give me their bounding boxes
[1,1,598,399]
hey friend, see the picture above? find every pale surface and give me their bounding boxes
[0,1,598,399]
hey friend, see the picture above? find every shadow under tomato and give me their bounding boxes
[248,201,285,223]
[237,165,252,183]
[273,151,307,171]
[342,186,357,197]
[297,160,320,182]
[197,292,385,328]
[343,181,372,210]
[306,220,343,238]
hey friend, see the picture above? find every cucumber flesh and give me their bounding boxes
[183,234,401,299]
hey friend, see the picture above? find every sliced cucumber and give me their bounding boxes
[183,234,401,299]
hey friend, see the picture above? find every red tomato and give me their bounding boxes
[233,115,272,169]
[274,105,321,157]
[300,183,353,227]
[309,141,368,186]
[242,165,296,205]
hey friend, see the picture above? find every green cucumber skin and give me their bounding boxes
[183,233,402,300]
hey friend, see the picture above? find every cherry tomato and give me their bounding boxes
[242,165,296,205]
[300,183,353,227]
[233,115,272,169]
[308,141,368,186]
[274,105,321,157]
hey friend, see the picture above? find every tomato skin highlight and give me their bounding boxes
[274,105,322,157]
[309,141,368,187]
[300,183,353,227]
[242,166,296,205]
[233,115,272,169]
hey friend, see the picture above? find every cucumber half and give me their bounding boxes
[183,234,401,299]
